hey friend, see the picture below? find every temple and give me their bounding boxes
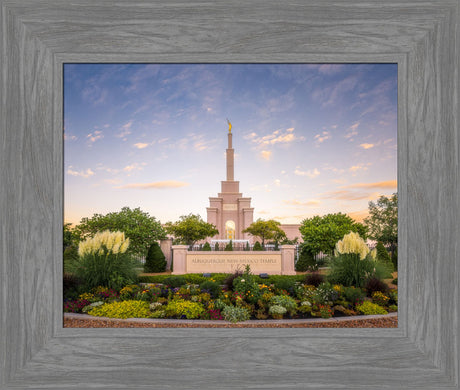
[207,122,254,241]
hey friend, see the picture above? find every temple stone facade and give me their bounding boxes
[207,124,254,241]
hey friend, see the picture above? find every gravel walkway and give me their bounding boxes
[64,313,398,328]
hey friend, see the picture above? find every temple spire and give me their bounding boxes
[226,120,234,181]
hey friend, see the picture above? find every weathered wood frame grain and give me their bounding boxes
[1,1,458,388]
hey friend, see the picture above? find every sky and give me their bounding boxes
[64,63,397,226]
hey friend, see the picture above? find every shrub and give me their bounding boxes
[233,273,261,304]
[342,286,366,306]
[272,277,297,295]
[224,240,233,251]
[295,245,317,272]
[63,272,83,299]
[253,241,262,251]
[63,299,91,313]
[328,253,374,287]
[70,230,138,291]
[356,301,388,315]
[245,242,250,251]
[371,291,390,306]
[88,300,151,319]
[312,282,339,305]
[365,277,389,296]
[392,277,398,285]
[144,242,166,273]
[202,242,211,251]
[270,295,297,315]
[163,299,205,319]
[305,272,324,287]
[376,242,391,264]
[214,243,220,251]
[391,247,398,270]
[268,305,287,319]
[222,305,251,323]
[199,280,221,298]
[63,245,79,273]
[223,270,243,291]
[388,304,398,312]
[162,276,187,288]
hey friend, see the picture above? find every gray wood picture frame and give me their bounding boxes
[1,0,458,388]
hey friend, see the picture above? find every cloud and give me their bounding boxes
[340,180,397,190]
[347,210,369,223]
[67,167,95,178]
[345,122,360,139]
[294,167,320,178]
[274,179,281,187]
[133,143,150,149]
[249,128,304,148]
[349,163,371,173]
[283,199,321,206]
[321,190,379,201]
[64,134,77,141]
[116,121,133,138]
[86,130,103,143]
[359,143,375,149]
[243,132,258,140]
[260,150,272,160]
[317,64,346,75]
[116,181,189,189]
[123,163,147,172]
[314,131,331,145]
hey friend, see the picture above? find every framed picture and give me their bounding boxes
[1,1,458,388]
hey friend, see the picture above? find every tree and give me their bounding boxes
[164,214,218,247]
[364,193,398,254]
[242,219,286,247]
[73,207,166,257]
[299,213,367,256]
[144,242,166,273]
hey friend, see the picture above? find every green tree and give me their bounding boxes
[73,207,166,258]
[202,242,212,251]
[164,214,218,247]
[299,213,367,256]
[364,193,398,255]
[144,242,166,273]
[295,245,317,272]
[242,219,286,247]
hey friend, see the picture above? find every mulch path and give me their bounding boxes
[64,313,397,328]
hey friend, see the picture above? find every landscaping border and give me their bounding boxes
[64,312,398,328]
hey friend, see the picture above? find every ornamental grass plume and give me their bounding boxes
[72,230,137,291]
[78,230,130,257]
[335,231,369,260]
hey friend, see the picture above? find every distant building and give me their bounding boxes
[206,123,301,243]
[206,122,254,241]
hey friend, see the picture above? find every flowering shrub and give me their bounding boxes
[371,291,390,307]
[356,301,388,315]
[268,305,287,319]
[88,300,151,319]
[64,299,91,313]
[318,304,333,319]
[163,299,205,319]
[233,266,261,304]
[71,230,138,291]
[221,305,251,323]
[312,283,339,305]
[270,295,297,316]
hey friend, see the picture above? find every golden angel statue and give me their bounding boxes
[227,119,232,133]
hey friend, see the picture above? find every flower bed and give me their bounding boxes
[64,266,397,323]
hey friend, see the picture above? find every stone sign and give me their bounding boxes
[171,245,296,275]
